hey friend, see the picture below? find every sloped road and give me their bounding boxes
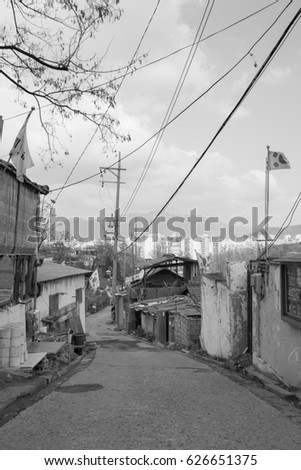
[0,307,301,450]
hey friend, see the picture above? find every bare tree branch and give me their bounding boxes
[0,0,136,162]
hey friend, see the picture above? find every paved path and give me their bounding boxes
[0,307,301,449]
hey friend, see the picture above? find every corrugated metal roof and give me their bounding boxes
[147,267,183,279]
[203,272,226,282]
[132,295,201,317]
[37,263,92,283]
[273,252,301,263]
[188,285,201,303]
[187,276,201,302]
[140,255,198,269]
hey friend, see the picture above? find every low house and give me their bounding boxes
[144,267,183,287]
[128,254,199,301]
[250,254,301,387]
[36,262,91,334]
[141,254,199,283]
[200,262,248,359]
[131,295,201,348]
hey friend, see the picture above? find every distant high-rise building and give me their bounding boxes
[183,238,193,258]
[166,234,182,256]
[200,233,210,257]
[211,240,220,254]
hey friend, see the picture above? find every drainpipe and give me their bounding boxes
[247,266,252,354]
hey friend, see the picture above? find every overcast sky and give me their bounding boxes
[1,0,301,237]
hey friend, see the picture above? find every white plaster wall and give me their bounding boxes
[200,262,248,359]
[227,261,247,291]
[228,262,248,356]
[36,275,86,332]
[200,276,231,357]
[252,264,301,387]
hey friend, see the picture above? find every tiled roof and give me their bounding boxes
[37,262,92,283]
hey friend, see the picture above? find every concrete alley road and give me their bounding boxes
[0,307,301,449]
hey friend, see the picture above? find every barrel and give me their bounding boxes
[73,333,86,346]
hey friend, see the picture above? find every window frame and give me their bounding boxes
[281,261,301,328]
[76,287,83,304]
[49,293,59,316]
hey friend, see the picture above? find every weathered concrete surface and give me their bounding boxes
[0,307,301,450]
[200,262,248,358]
[252,262,301,388]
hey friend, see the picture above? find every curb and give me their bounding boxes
[244,366,301,404]
[40,353,84,385]
[0,352,87,418]
[0,377,46,416]
[187,350,301,405]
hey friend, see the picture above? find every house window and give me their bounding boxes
[281,263,301,326]
[49,293,59,316]
[76,288,83,304]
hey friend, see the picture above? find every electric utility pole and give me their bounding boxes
[112,152,121,304]
[99,152,125,319]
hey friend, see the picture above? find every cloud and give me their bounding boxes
[262,67,291,85]
[1,0,298,235]
[231,70,253,92]
[217,100,250,119]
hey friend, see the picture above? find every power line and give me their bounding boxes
[122,0,215,217]
[3,0,278,125]
[89,0,279,75]
[270,196,301,246]
[257,192,301,259]
[60,0,281,92]
[119,6,301,255]
[54,128,99,203]
[2,0,278,125]
[50,0,292,195]
[53,0,161,203]
[122,0,293,217]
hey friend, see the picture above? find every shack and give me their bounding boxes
[131,295,201,348]
[0,159,49,368]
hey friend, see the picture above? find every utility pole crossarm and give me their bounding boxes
[111,152,122,311]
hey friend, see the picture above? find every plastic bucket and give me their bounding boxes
[73,333,86,346]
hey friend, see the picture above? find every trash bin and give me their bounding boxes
[72,333,86,346]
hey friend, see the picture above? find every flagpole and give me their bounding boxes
[8,106,35,181]
[265,145,270,261]
[12,109,35,249]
